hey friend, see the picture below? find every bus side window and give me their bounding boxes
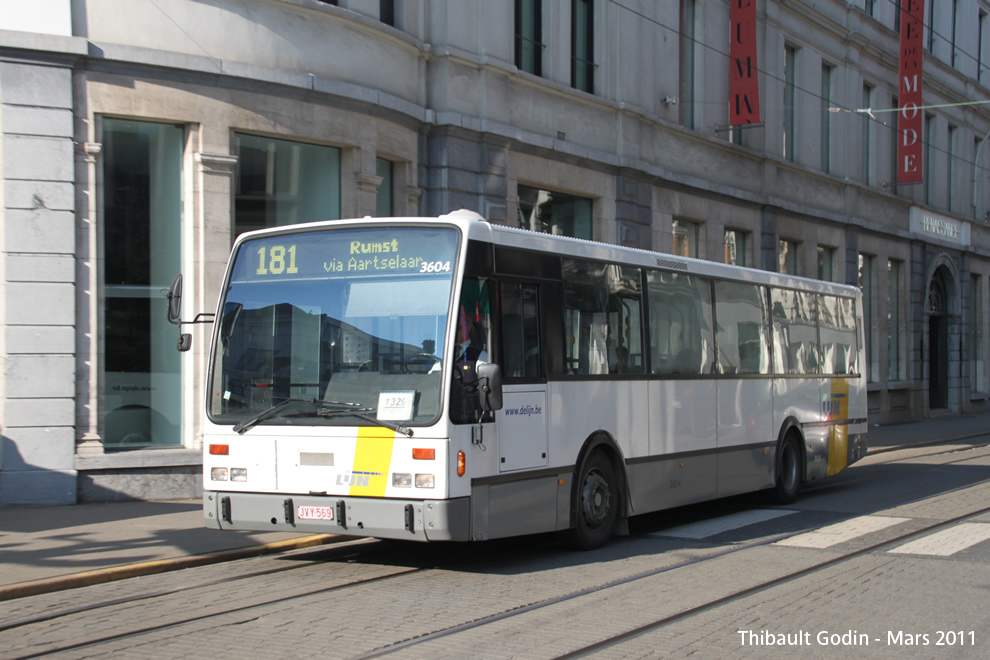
[646,271,713,375]
[450,279,492,424]
[714,281,770,375]
[501,282,543,380]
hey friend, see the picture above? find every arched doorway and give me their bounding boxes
[928,268,950,409]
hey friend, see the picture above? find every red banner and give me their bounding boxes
[898,0,925,184]
[729,0,761,125]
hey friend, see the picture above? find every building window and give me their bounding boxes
[673,219,701,258]
[926,1,934,52]
[680,0,696,129]
[783,45,796,161]
[380,0,394,26]
[515,0,543,76]
[821,64,833,173]
[724,229,747,267]
[102,118,184,448]
[889,95,899,193]
[972,275,986,391]
[980,11,988,86]
[234,133,340,237]
[859,253,876,381]
[948,125,958,213]
[862,83,874,186]
[865,0,875,17]
[923,114,934,205]
[951,0,959,67]
[517,185,592,239]
[779,239,798,275]
[888,259,905,381]
[376,157,393,217]
[817,246,835,281]
[572,0,594,93]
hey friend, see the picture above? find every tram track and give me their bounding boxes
[352,485,990,659]
[3,443,989,660]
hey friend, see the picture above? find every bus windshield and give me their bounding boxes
[209,225,459,429]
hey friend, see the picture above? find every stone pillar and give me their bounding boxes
[75,141,103,454]
[1,59,78,504]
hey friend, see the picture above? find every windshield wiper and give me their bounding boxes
[232,398,413,436]
[233,397,319,434]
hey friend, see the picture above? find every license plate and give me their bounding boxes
[296,505,334,521]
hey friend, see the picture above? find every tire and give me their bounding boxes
[771,434,802,505]
[567,451,619,550]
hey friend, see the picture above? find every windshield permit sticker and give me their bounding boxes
[378,390,416,421]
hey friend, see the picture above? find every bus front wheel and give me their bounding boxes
[567,451,618,550]
[772,434,802,505]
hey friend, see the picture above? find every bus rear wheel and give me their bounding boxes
[772,434,802,504]
[567,451,618,550]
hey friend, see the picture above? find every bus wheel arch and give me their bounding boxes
[566,431,627,550]
[772,421,804,505]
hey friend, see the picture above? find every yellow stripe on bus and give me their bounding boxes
[828,379,850,476]
[349,427,396,497]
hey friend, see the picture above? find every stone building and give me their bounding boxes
[2,0,990,504]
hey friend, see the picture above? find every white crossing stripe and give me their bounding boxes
[775,515,910,549]
[888,523,990,557]
[653,509,798,539]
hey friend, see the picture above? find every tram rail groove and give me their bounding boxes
[3,448,989,660]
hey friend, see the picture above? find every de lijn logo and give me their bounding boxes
[336,471,381,487]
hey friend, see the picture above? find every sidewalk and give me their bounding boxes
[1,412,989,600]
[0,499,343,600]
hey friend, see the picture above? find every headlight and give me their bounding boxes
[392,473,412,487]
[415,474,435,489]
[230,468,248,482]
[211,468,228,481]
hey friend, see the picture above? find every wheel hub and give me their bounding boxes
[581,470,610,528]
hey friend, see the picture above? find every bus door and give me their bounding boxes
[495,280,548,472]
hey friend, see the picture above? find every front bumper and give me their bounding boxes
[204,491,471,542]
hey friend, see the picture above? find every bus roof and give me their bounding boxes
[233,210,861,298]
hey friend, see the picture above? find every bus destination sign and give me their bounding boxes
[234,227,458,281]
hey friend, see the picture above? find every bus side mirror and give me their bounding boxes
[476,363,503,412]
[167,274,183,324]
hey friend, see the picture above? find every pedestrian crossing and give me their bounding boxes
[775,515,909,549]
[887,523,990,556]
[650,509,799,540]
[651,509,990,558]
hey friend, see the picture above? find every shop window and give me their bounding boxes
[102,118,184,448]
[888,259,906,381]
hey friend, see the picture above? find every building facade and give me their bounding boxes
[2,0,990,504]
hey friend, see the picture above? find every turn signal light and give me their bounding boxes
[412,448,435,460]
[209,444,229,455]
[457,450,466,477]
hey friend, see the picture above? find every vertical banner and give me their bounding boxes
[729,0,761,125]
[898,0,925,184]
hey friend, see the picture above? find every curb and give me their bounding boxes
[0,534,343,602]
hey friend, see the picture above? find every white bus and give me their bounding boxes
[197,210,867,549]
